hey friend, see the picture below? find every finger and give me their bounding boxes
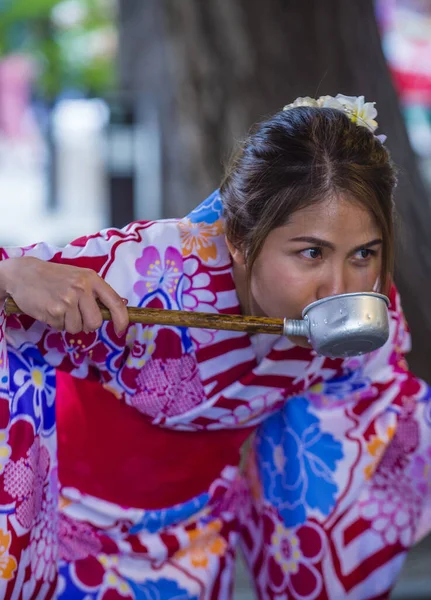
[93,278,129,336]
[46,304,66,331]
[78,295,104,332]
[50,315,66,332]
[64,307,84,335]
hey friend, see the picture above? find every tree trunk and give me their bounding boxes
[118,0,431,380]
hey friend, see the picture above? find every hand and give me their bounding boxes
[0,257,129,335]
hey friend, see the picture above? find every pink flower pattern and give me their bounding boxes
[409,445,431,497]
[134,246,182,300]
[29,479,58,582]
[358,401,422,547]
[59,514,102,562]
[132,355,205,419]
[359,465,422,547]
[4,437,49,529]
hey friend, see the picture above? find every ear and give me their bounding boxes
[225,236,246,266]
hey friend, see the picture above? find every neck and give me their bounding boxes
[231,261,249,315]
[231,262,266,318]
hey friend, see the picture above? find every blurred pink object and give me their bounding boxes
[0,54,36,140]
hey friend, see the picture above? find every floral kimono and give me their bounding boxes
[243,288,431,599]
[0,190,428,600]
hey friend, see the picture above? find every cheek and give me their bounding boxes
[250,255,316,317]
[352,262,382,290]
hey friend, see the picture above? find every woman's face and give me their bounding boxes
[229,196,383,344]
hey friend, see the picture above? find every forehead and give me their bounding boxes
[286,196,380,236]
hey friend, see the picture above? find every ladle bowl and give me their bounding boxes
[284,292,390,358]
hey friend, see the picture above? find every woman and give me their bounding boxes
[0,94,428,599]
[240,98,431,600]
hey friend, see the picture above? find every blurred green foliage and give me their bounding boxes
[0,0,116,99]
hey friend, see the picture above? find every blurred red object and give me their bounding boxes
[391,66,431,106]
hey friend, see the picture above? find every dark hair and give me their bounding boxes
[220,107,397,293]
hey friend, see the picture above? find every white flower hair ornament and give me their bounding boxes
[283,94,387,144]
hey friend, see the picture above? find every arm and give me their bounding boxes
[0,220,185,389]
[0,241,129,335]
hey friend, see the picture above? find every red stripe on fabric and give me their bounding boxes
[160,532,181,556]
[329,527,404,592]
[218,305,243,315]
[344,543,405,591]
[343,517,372,545]
[128,536,149,555]
[191,415,219,427]
[253,546,265,581]
[268,350,311,363]
[232,374,304,392]
[241,526,254,551]
[211,271,236,292]
[209,554,225,600]
[214,397,249,411]
[51,252,108,273]
[197,335,251,363]
[202,360,257,396]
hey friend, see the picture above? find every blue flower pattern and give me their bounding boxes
[129,578,198,600]
[256,396,343,527]
[8,344,56,435]
[187,189,222,224]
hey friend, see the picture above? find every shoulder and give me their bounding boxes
[75,218,182,252]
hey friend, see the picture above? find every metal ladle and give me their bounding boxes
[5,291,389,359]
[284,292,389,358]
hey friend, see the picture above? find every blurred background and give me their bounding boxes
[0,0,430,597]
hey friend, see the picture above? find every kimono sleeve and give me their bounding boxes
[361,285,431,545]
[1,219,185,392]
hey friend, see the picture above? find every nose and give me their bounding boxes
[316,267,347,300]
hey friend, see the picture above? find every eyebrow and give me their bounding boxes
[289,236,383,253]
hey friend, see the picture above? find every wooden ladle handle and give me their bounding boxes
[4,297,285,336]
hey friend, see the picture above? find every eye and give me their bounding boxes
[300,247,322,260]
[353,248,377,261]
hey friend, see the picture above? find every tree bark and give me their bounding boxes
[118,0,431,380]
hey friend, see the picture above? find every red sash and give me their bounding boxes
[56,372,252,509]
